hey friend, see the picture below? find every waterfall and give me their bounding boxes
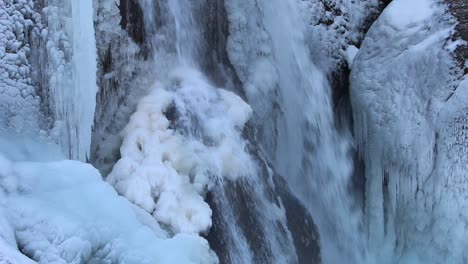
[224,0,368,262]
[105,0,321,263]
[1,0,466,263]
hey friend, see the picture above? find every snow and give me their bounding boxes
[345,45,359,66]
[350,0,466,262]
[0,239,35,264]
[107,66,254,234]
[0,133,218,264]
[385,0,434,29]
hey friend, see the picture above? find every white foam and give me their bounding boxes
[107,67,254,235]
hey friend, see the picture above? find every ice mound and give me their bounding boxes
[107,67,255,234]
[0,135,217,264]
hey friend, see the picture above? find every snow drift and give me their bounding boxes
[0,132,217,264]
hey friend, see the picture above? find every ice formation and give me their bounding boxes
[0,0,42,132]
[107,67,254,234]
[350,0,467,262]
[0,133,217,264]
[345,45,359,67]
[0,0,97,161]
[1,0,467,263]
[42,0,97,161]
[301,0,380,72]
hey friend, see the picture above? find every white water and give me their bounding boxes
[104,0,316,262]
[225,0,368,262]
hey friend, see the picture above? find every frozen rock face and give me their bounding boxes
[91,0,146,175]
[302,0,380,73]
[350,0,467,262]
[0,0,97,161]
[0,1,42,133]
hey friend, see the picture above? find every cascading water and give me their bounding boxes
[223,0,368,262]
[113,0,372,262]
[106,0,319,263]
[1,0,466,263]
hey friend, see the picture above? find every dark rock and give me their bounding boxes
[160,99,321,263]
[205,123,321,264]
[197,0,246,99]
[273,174,321,264]
[445,0,468,73]
[206,173,321,264]
[119,0,146,45]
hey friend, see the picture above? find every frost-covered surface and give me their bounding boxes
[0,0,42,133]
[350,0,467,262]
[0,133,217,264]
[429,77,468,263]
[300,0,380,72]
[0,0,98,161]
[107,67,254,234]
[91,0,146,175]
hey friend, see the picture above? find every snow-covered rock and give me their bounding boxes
[301,0,380,72]
[91,0,146,176]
